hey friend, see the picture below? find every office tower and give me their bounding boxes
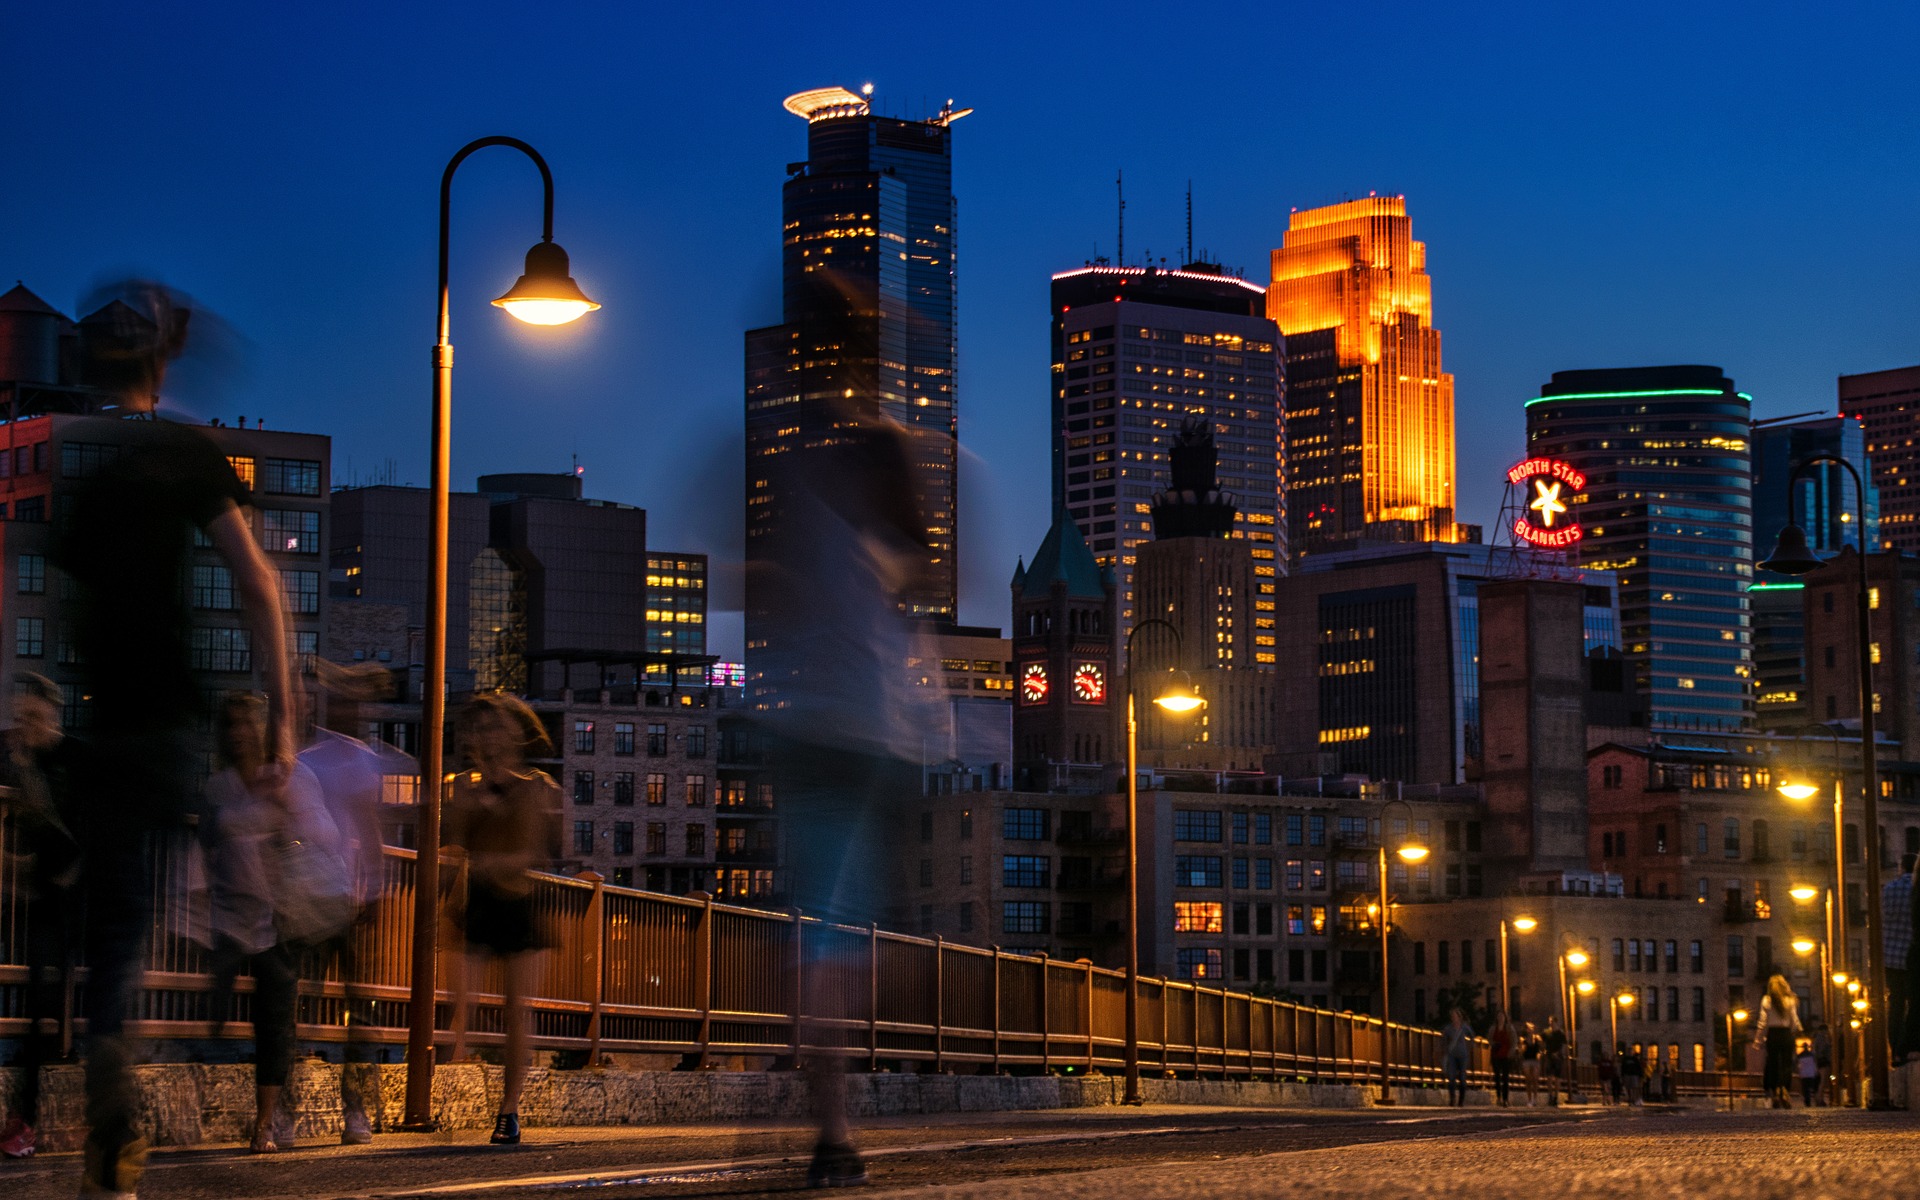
[1750,414,1877,730]
[1271,543,1620,786]
[1131,420,1275,770]
[1268,197,1459,555]
[1010,511,1116,791]
[745,86,964,701]
[1048,263,1285,637]
[645,553,710,671]
[1527,366,1754,733]
[1837,365,1920,552]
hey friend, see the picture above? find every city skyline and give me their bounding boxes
[8,3,1920,657]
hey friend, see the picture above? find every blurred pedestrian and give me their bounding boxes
[1488,1009,1515,1106]
[1441,1009,1473,1106]
[1796,1041,1819,1107]
[1541,1016,1567,1106]
[443,693,561,1148]
[203,693,346,1152]
[0,673,81,1159]
[1597,1045,1618,1105]
[1811,1021,1833,1105]
[1519,1022,1544,1107]
[747,399,937,1187]
[1646,1050,1667,1105]
[1619,1043,1643,1107]
[1755,972,1803,1109]
[50,281,295,1198]
[1885,852,1914,1062]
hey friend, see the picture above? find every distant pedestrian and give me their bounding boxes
[1597,1046,1618,1105]
[1489,1010,1515,1106]
[1646,1051,1668,1105]
[443,693,561,1148]
[1619,1043,1644,1107]
[1811,1022,1833,1105]
[1756,973,1803,1109]
[1520,1022,1544,1107]
[1797,1043,1819,1107]
[1541,1017,1568,1106]
[1441,1009,1473,1106]
[1886,853,1915,1063]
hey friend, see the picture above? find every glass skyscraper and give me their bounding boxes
[1526,366,1754,732]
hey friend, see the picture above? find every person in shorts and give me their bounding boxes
[442,693,560,1147]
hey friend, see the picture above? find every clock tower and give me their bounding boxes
[1010,509,1118,790]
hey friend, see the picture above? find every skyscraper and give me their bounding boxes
[745,86,964,646]
[1048,264,1285,636]
[1837,365,1920,552]
[1526,366,1754,733]
[1268,197,1460,555]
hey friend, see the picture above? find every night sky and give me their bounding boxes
[8,2,1917,656]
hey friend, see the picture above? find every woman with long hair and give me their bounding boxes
[1756,972,1803,1109]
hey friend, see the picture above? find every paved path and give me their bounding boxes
[2,1104,1914,1198]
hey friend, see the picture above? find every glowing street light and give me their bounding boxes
[1726,1009,1751,1110]
[1374,800,1428,1105]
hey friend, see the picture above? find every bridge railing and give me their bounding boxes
[3,828,1509,1087]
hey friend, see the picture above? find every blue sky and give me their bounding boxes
[8,1,1917,655]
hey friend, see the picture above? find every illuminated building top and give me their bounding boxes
[782,87,870,120]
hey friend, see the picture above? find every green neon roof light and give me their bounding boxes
[1525,388,1748,408]
[1748,582,1805,591]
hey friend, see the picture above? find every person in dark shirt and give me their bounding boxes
[49,283,293,1199]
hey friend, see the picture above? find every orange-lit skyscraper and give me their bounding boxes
[1268,197,1459,556]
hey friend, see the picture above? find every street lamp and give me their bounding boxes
[1501,914,1538,1020]
[1762,455,1892,1106]
[1373,799,1428,1105]
[1777,730,1863,1105]
[404,136,599,1131]
[1725,1009,1751,1110]
[1609,990,1635,1058]
[1122,618,1202,1105]
[1558,948,1589,1099]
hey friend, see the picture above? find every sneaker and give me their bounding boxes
[341,1108,373,1146]
[0,1116,35,1158]
[489,1112,521,1146]
[806,1142,868,1188]
[80,1134,147,1198]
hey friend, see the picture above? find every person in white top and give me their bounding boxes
[1754,972,1803,1109]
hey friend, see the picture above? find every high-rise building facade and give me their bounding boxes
[1837,365,1920,553]
[745,86,963,643]
[1048,264,1285,635]
[1268,197,1459,555]
[1527,366,1754,732]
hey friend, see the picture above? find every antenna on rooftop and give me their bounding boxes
[1186,181,1193,266]
[1117,169,1126,267]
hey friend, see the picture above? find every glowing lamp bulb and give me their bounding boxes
[1566,951,1590,968]
[1396,844,1430,863]
[1732,1009,1749,1022]
[1154,691,1204,714]
[1615,992,1634,1006]
[1576,980,1595,995]
[493,240,600,326]
[1833,972,1850,986]
[1511,916,1538,933]
[1792,938,1818,955]
[1789,886,1819,902]
[1777,782,1821,802]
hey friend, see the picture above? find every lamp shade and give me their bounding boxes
[493,240,600,325]
[1758,524,1824,577]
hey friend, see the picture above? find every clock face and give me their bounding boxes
[1020,663,1049,705]
[1072,662,1107,704]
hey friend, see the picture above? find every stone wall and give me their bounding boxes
[0,1063,1472,1152]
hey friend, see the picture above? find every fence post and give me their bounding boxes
[1039,953,1051,1076]
[933,936,945,1074]
[1084,958,1095,1073]
[868,922,880,1072]
[1158,977,1169,1080]
[788,907,804,1066]
[692,891,714,1069]
[578,870,605,1066]
[991,946,1002,1074]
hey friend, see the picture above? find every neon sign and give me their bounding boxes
[1507,457,1585,549]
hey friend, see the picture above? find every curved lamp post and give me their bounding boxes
[1122,617,1203,1105]
[1373,798,1428,1104]
[1761,453,1890,1106]
[1500,913,1538,1020]
[1789,882,1845,1103]
[404,136,599,1131]
[1725,1008,1750,1109]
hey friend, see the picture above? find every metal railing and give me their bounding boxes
[2,827,1503,1087]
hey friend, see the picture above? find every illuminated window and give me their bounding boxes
[1174,901,1224,933]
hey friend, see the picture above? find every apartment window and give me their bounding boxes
[612,868,633,887]
[1461,940,1474,973]
[1233,858,1251,889]
[14,618,43,659]
[1174,901,1224,933]
[612,772,634,805]
[1176,947,1221,980]
[1231,812,1250,844]
[646,773,666,805]
[612,821,633,855]
[573,771,594,805]
[1723,818,1741,858]
[1727,936,1745,975]
[574,721,596,754]
[1308,815,1326,846]
[647,723,668,755]
[684,775,707,806]
[1414,941,1427,974]
[686,824,705,856]
[1174,856,1222,887]
[17,554,44,595]
[261,509,320,554]
[1696,823,1709,855]
[189,627,249,672]
[1254,813,1272,844]
[1003,855,1051,888]
[1665,986,1680,1022]
[1287,905,1306,935]
[960,809,973,839]
[1285,859,1304,890]
[572,820,593,855]
[1665,940,1679,973]
[1439,941,1451,974]
[1256,903,1273,935]
[959,856,972,884]
[687,725,707,758]
[919,859,933,887]
[1286,814,1304,846]
[1174,810,1222,841]
[920,812,934,841]
[262,458,322,495]
[1255,858,1273,889]
[958,902,974,933]
[646,822,666,855]
[1004,807,1050,840]
[192,564,236,610]
[1690,939,1704,973]
[1692,988,1706,1022]
[1003,901,1049,935]
[279,569,320,615]
[60,441,120,479]
[1308,860,1327,890]
[614,722,635,755]
[1444,864,1461,896]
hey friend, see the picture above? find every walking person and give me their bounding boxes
[1541,1016,1567,1106]
[443,693,561,1148]
[1597,1045,1618,1105]
[1756,972,1803,1109]
[51,281,296,1199]
[1796,1041,1820,1107]
[1619,1043,1644,1107]
[1646,1049,1668,1106]
[1441,1008,1474,1106]
[1519,1022,1544,1107]
[1885,853,1914,1063]
[0,674,81,1159]
[1488,1009,1515,1107]
[202,694,342,1154]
